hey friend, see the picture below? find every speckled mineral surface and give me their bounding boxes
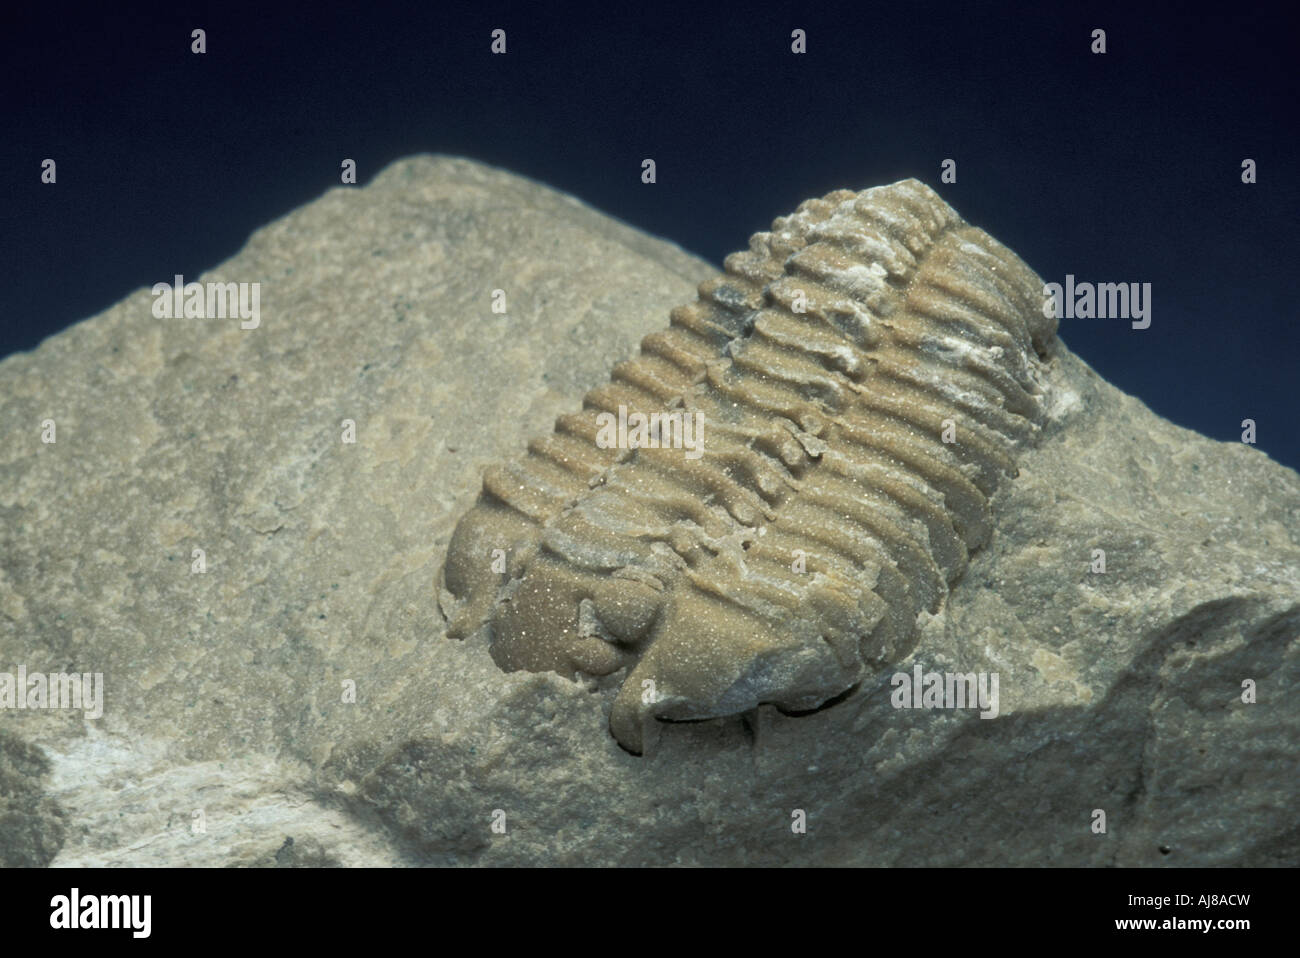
[1,156,1296,866]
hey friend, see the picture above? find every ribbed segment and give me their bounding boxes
[441,179,1057,753]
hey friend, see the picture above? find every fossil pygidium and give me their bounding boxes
[440,180,1057,754]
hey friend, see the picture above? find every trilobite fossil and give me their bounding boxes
[440,179,1057,754]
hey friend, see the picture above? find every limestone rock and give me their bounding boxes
[0,155,1295,866]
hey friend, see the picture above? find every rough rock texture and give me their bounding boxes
[0,155,1296,866]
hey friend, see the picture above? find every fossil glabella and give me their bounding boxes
[440,180,1057,754]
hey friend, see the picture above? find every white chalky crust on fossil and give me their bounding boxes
[440,179,1058,754]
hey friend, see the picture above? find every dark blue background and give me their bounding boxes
[4,1,1296,469]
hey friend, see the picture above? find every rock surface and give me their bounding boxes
[1,155,1296,867]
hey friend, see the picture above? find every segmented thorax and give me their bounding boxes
[441,179,1056,754]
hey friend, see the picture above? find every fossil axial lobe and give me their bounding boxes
[440,179,1057,754]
